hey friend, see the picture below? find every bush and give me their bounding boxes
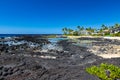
[86,63,120,80]
[111,32,120,37]
[114,32,120,36]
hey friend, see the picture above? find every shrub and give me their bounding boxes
[111,32,120,37]
[86,63,120,80]
[114,32,120,36]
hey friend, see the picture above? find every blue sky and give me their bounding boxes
[0,0,120,34]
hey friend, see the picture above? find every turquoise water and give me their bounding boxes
[48,38,94,48]
[48,38,68,43]
[42,38,68,51]
[69,39,95,48]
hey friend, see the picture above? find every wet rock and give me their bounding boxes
[0,66,3,70]
[3,67,9,72]
[0,36,119,80]
[7,70,13,75]
[2,72,8,76]
[0,71,2,76]
[0,77,4,80]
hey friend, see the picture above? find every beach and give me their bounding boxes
[0,35,120,80]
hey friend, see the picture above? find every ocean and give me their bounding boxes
[0,34,61,38]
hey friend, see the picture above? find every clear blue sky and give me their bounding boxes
[0,0,120,34]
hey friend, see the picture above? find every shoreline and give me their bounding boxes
[67,36,120,40]
[74,36,120,59]
[0,35,120,79]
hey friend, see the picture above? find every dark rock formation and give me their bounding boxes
[0,36,120,80]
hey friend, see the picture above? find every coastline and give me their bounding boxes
[67,36,120,59]
[67,36,120,40]
[0,35,120,80]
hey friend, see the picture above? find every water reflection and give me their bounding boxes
[70,39,95,48]
[42,38,68,51]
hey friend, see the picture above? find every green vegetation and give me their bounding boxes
[112,32,120,37]
[86,63,120,80]
[62,23,120,36]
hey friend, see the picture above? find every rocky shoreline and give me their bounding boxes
[85,38,120,58]
[0,36,120,80]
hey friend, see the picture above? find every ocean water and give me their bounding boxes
[42,38,68,51]
[0,34,62,38]
[0,34,66,48]
[0,34,22,37]
[48,38,68,43]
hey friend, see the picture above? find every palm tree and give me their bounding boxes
[81,26,84,30]
[114,23,120,28]
[101,24,108,30]
[77,26,81,30]
[68,28,74,35]
[77,26,84,30]
[86,27,94,32]
[62,28,65,35]
[62,27,68,35]
[77,26,81,32]
[73,30,78,36]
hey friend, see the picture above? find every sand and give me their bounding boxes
[67,36,120,40]
[96,54,120,59]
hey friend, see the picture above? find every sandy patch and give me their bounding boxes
[38,55,56,59]
[67,36,100,39]
[96,54,120,58]
[67,36,120,40]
